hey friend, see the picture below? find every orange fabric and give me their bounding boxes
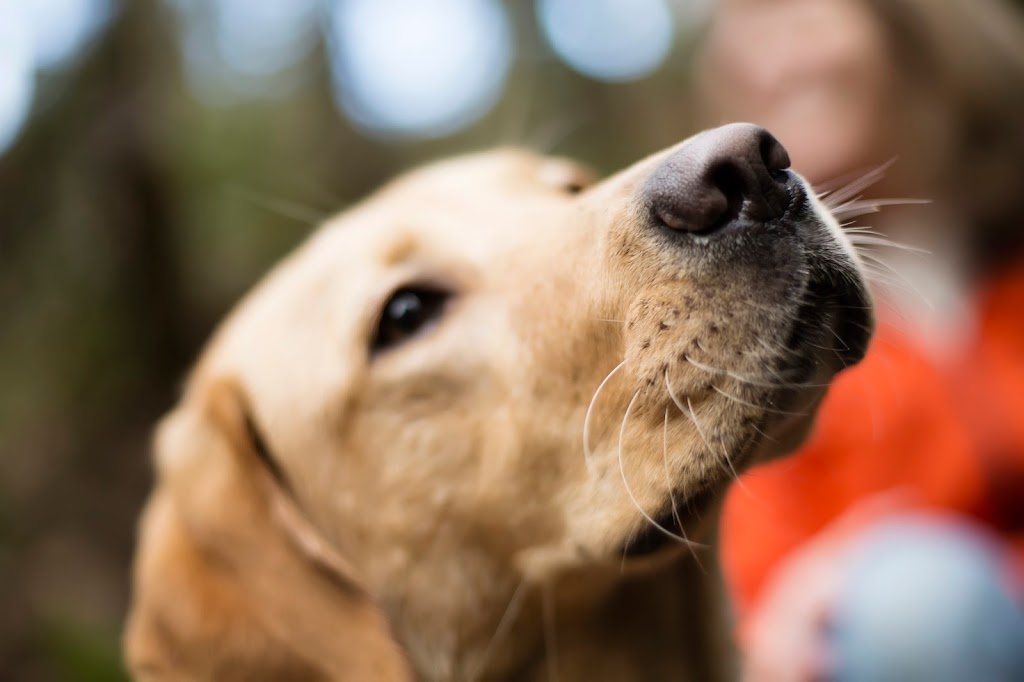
[956,264,1024,541]
[721,260,1024,615]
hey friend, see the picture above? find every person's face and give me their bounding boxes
[700,0,894,186]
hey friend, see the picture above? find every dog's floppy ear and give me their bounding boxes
[124,379,412,681]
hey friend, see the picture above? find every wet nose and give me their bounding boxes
[644,123,793,235]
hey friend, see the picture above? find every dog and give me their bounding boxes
[124,123,872,681]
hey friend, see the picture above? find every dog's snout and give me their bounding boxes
[644,123,793,235]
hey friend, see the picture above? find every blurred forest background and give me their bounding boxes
[0,0,720,679]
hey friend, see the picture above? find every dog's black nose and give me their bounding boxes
[644,123,793,235]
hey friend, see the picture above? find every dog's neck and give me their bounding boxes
[517,545,736,682]
[393,514,736,681]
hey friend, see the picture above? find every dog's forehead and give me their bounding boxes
[385,147,564,194]
[304,149,589,267]
[200,148,593,403]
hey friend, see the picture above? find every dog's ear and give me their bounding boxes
[124,379,412,681]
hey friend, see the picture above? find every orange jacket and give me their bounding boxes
[721,262,1024,614]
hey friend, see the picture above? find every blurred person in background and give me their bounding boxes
[696,0,1024,679]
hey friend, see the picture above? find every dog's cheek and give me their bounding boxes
[627,280,804,390]
[622,282,751,403]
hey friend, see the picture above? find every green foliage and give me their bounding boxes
[36,618,128,682]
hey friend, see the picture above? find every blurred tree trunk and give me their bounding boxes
[0,2,192,679]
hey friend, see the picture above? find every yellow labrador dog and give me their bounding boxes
[125,124,872,681]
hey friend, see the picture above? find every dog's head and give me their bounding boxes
[126,124,871,680]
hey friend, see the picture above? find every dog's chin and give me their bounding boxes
[616,275,871,567]
[614,405,814,566]
[619,486,720,562]
[613,392,822,568]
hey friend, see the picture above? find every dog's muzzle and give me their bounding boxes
[639,122,872,367]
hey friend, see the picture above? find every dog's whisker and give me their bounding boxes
[857,253,935,309]
[858,262,917,292]
[757,327,851,374]
[583,360,628,476]
[666,372,750,492]
[843,226,889,235]
[847,234,931,255]
[755,334,806,362]
[750,420,779,444]
[857,260,928,296]
[664,372,749,497]
[839,315,881,338]
[823,325,855,368]
[683,354,830,390]
[823,301,876,312]
[529,111,592,155]
[833,207,883,220]
[617,391,702,551]
[229,185,332,226]
[711,385,808,418]
[469,578,529,682]
[860,282,917,330]
[823,321,852,353]
[796,334,846,354]
[662,408,682,529]
[837,207,890,221]
[664,371,690,418]
[686,396,747,492]
[834,197,929,210]
[660,409,703,568]
[817,157,898,208]
[830,197,931,220]
[499,69,537,148]
[621,525,640,572]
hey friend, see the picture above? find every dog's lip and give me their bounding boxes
[619,486,718,559]
[788,269,873,370]
[829,276,874,367]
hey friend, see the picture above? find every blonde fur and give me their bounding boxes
[125,137,869,680]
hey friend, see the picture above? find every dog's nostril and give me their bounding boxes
[706,162,746,230]
[644,123,794,236]
[654,185,729,233]
[760,130,791,176]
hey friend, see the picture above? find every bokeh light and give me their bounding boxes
[214,0,320,80]
[0,0,113,157]
[23,0,113,71]
[172,0,321,100]
[326,0,513,139]
[538,0,675,82]
[0,3,37,156]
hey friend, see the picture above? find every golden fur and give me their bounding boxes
[125,132,870,680]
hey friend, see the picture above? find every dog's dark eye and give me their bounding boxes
[372,287,449,352]
[538,161,594,196]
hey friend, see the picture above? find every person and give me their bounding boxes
[695,0,1024,678]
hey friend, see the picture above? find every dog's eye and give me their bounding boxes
[538,161,595,196]
[372,287,449,352]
